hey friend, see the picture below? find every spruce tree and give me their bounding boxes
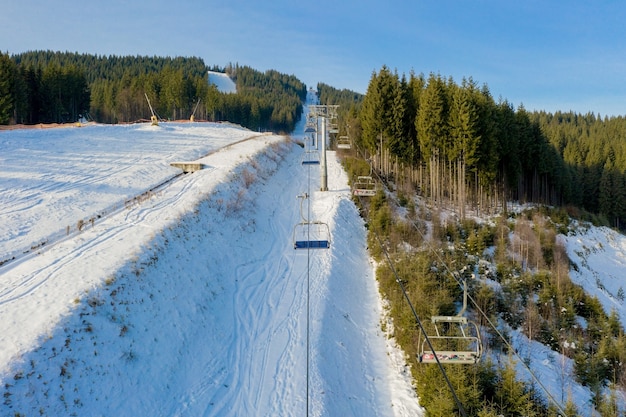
[416,73,449,204]
[0,52,17,124]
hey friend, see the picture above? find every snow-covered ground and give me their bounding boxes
[501,220,626,415]
[562,223,626,327]
[2,98,626,415]
[0,122,253,266]
[0,105,423,415]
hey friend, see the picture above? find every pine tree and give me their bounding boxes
[474,84,498,211]
[389,72,409,158]
[407,71,425,164]
[494,100,521,209]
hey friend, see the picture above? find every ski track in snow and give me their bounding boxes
[0,123,251,265]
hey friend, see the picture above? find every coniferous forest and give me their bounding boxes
[2,51,625,226]
[321,67,626,415]
[324,66,626,231]
[0,51,305,133]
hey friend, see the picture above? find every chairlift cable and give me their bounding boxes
[352,141,568,416]
[349,140,467,414]
[305,150,311,417]
[351,174,468,417]
[370,213,468,416]
[384,184,567,415]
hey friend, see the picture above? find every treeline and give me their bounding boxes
[355,66,567,217]
[213,64,306,132]
[316,82,363,148]
[0,51,305,132]
[319,67,626,230]
[317,82,363,110]
[344,65,626,229]
[531,111,626,228]
[0,52,90,124]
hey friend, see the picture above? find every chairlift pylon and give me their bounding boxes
[419,280,482,364]
[293,193,330,249]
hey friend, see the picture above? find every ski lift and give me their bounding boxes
[419,281,482,364]
[337,135,351,149]
[305,114,317,133]
[293,193,330,249]
[301,150,320,165]
[352,176,377,197]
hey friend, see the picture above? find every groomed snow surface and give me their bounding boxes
[0,119,423,416]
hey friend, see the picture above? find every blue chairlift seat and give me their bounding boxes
[293,221,330,250]
[294,239,330,249]
[301,150,320,165]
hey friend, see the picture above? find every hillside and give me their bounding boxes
[2,97,626,415]
[2,51,306,133]
[356,187,626,414]
[0,111,423,415]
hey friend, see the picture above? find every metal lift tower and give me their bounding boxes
[307,105,339,191]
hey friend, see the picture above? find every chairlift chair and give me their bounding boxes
[419,316,482,364]
[293,221,331,249]
[337,135,351,149]
[418,281,482,364]
[301,150,320,165]
[352,176,377,197]
[292,193,330,249]
[305,115,317,133]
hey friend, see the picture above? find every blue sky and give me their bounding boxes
[2,0,626,116]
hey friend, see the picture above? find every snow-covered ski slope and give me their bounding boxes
[0,115,423,415]
[208,70,237,94]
